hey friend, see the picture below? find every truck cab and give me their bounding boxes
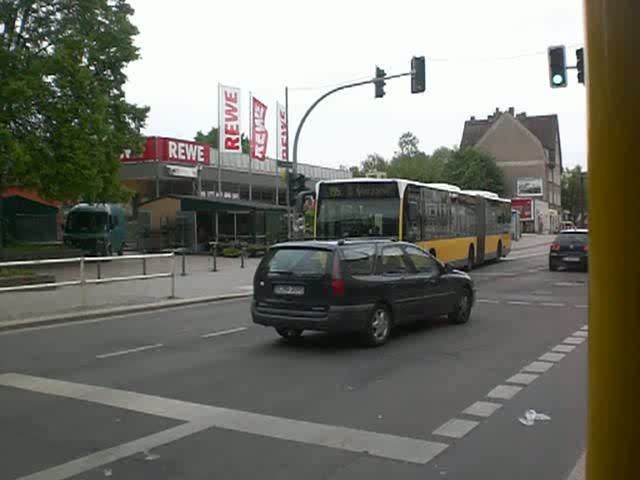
[63,203,127,256]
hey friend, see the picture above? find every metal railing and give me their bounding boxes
[0,253,177,303]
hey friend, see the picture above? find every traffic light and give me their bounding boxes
[548,45,567,88]
[576,47,585,84]
[288,173,308,205]
[374,66,386,98]
[411,56,426,93]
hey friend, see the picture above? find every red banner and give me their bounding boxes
[251,96,268,161]
[121,137,210,165]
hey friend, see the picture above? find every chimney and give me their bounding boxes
[508,107,515,115]
[516,111,527,119]
[470,115,476,121]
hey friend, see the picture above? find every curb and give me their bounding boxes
[0,292,253,333]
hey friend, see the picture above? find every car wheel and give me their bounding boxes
[466,245,475,271]
[361,304,392,347]
[276,328,303,340]
[448,288,472,324]
[549,258,558,271]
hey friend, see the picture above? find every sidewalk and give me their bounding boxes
[512,234,555,251]
[1,255,259,325]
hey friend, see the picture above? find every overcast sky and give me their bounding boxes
[124,0,586,170]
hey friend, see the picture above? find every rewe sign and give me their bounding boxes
[120,137,210,166]
[219,84,242,153]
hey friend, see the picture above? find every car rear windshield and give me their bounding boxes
[266,248,331,275]
[555,232,588,244]
[340,244,376,275]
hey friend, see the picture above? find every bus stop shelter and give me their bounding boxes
[138,195,288,252]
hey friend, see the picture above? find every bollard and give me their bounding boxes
[211,243,218,272]
[181,250,186,276]
[241,245,246,269]
[170,253,176,298]
[80,256,86,307]
[142,257,147,276]
[96,260,102,280]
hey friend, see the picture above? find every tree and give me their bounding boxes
[0,0,148,203]
[397,132,420,157]
[442,148,506,196]
[194,127,250,154]
[357,153,388,176]
[561,165,587,225]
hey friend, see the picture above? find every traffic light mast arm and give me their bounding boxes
[291,72,411,173]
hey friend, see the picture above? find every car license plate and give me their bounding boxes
[274,285,305,296]
[563,256,581,262]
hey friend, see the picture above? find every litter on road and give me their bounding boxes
[518,409,551,426]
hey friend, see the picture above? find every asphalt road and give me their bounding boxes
[0,243,588,480]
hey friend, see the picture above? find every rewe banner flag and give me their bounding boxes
[276,102,287,161]
[218,84,242,153]
[251,96,268,161]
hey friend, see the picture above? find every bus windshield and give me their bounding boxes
[316,197,399,239]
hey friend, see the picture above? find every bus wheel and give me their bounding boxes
[497,241,503,259]
[466,245,475,271]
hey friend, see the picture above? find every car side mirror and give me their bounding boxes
[442,262,454,273]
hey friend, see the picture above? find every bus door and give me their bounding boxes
[476,197,486,264]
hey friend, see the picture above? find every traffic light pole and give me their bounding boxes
[291,72,411,175]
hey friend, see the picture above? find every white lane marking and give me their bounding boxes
[0,373,448,466]
[13,421,215,480]
[507,301,532,306]
[0,297,250,337]
[432,418,479,439]
[580,325,589,330]
[462,401,502,418]
[472,272,516,277]
[505,252,548,261]
[477,299,499,304]
[96,343,163,359]
[539,352,566,362]
[522,361,554,373]
[554,282,585,287]
[564,336,586,345]
[566,451,586,480]
[575,304,588,309]
[533,290,553,295]
[506,373,539,385]
[201,327,247,338]
[487,384,522,400]
[540,302,566,307]
[553,344,576,353]
[236,285,254,291]
[573,330,589,337]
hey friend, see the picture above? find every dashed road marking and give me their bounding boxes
[580,325,589,330]
[575,304,588,309]
[563,336,586,345]
[506,373,539,385]
[477,299,499,304]
[523,361,554,373]
[201,327,247,339]
[487,384,523,400]
[96,343,163,359]
[462,401,502,418]
[539,352,566,362]
[507,301,531,306]
[540,302,566,307]
[433,418,479,439]
[573,330,589,337]
[553,344,576,353]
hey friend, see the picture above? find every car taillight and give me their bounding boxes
[331,254,345,297]
[583,244,589,252]
[550,244,561,251]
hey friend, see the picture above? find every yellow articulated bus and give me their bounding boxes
[313,178,511,269]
